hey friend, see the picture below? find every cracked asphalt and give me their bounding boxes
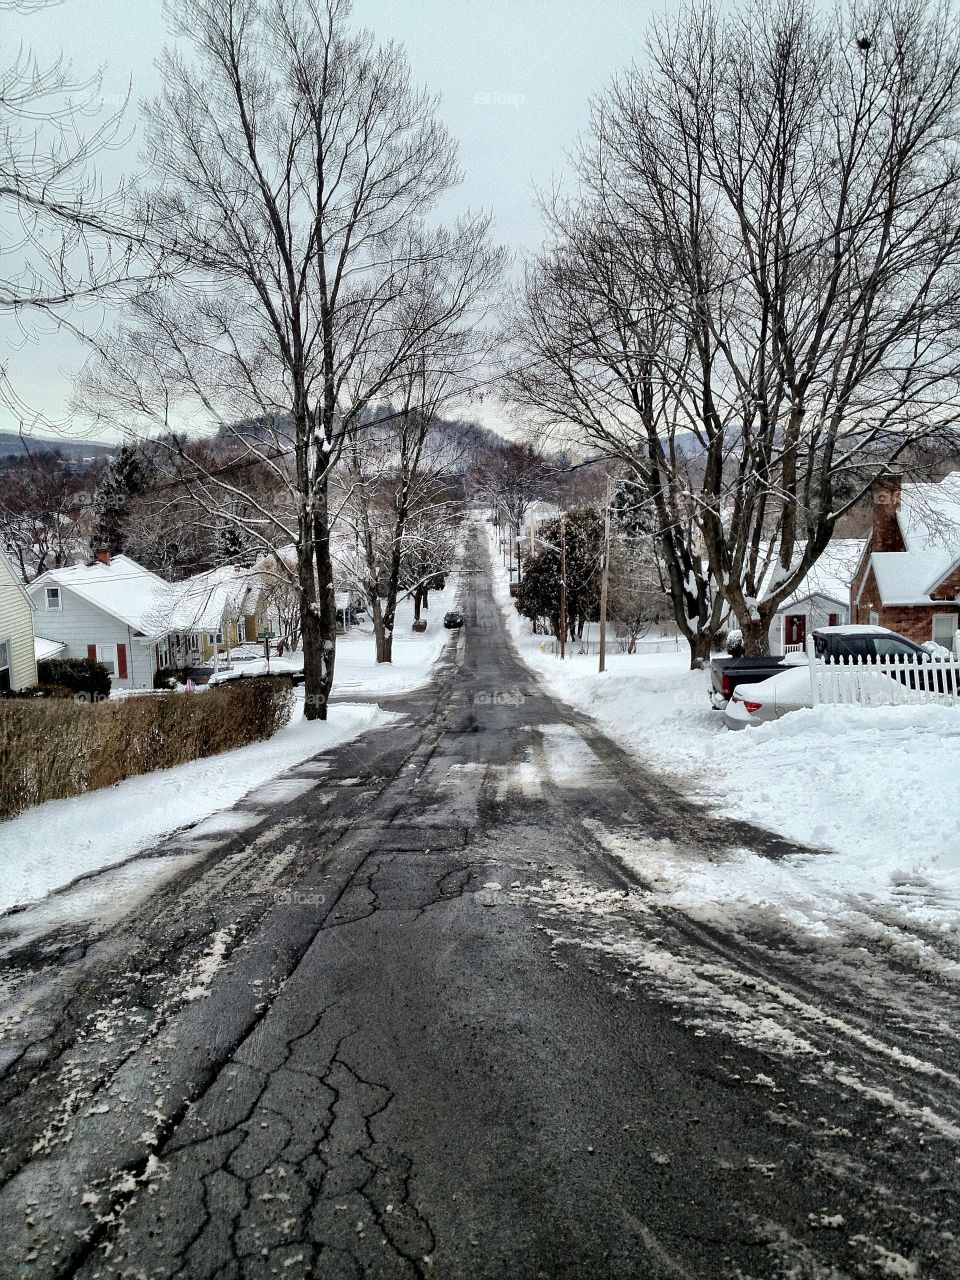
[1,525,959,1278]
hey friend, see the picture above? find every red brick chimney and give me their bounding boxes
[95,548,112,566]
[872,473,904,553]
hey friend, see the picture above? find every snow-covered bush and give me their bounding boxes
[0,678,294,819]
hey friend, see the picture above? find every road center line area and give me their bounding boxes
[1,531,958,1279]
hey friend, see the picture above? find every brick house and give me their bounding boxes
[851,472,960,649]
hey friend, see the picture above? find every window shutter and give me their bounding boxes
[87,645,97,662]
[117,644,128,679]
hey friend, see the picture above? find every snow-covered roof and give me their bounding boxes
[34,636,66,661]
[522,501,563,530]
[868,471,960,605]
[163,565,262,633]
[773,539,866,612]
[30,555,170,635]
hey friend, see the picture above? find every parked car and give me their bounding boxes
[443,610,464,629]
[710,624,932,708]
[721,625,953,729]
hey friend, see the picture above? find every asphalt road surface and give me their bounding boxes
[1,526,959,1279]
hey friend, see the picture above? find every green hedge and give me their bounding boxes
[0,678,294,820]
[36,657,112,699]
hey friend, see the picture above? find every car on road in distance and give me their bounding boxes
[443,610,464,629]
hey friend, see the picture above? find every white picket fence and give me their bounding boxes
[805,635,960,707]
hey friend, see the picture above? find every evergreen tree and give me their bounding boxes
[89,444,151,557]
[515,508,603,640]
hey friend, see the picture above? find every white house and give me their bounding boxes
[768,540,867,654]
[29,553,170,690]
[0,546,38,692]
[162,565,267,665]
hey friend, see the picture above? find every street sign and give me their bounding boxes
[257,630,276,640]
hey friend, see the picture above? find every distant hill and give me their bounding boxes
[217,409,510,462]
[0,432,114,462]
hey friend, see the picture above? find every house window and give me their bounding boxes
[869,610,880,626]
[828,613,840,627]
[933,613,959,652]
[0,639,10,694]
[45,586,61,611]
[96,643,118,676]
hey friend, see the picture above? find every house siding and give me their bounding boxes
[28,584,156,690]
[0,561,38,689]
[769,594,848,654]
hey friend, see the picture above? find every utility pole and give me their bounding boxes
[559,511,567,661]
[598,478,612,673]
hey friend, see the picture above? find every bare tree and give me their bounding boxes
[81,0,498,717]
[338,228,501,661]
[0,0,147,426]
[0,444,89,579]
[400,495,461,624]
[473,441,553,580]
[606,529,663,653]
[512,0,960,660]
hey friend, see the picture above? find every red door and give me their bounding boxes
[785,614,807,646]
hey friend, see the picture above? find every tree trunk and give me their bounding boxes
[687,629,714,670]
[375,623,393,664]
[738,616,771,657]
[369,594,390,664]
[298,534,325,720]
[413,588,425,622]
[310,477,337,720]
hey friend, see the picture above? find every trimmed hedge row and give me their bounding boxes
[0,678,294,820]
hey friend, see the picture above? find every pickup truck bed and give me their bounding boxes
[710,655,789,706]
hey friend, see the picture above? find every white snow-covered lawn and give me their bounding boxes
[207,571,461,699]
[334,574,461,697]
[486,521,960,946]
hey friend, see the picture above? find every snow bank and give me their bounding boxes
[484,519,960,944]
[0,694,393,914]
[0,553,462,914]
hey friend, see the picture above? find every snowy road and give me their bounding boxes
[0,527,958,1278]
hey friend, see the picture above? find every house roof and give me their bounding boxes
[163,565,262,633]
[29,555,170,635]
[766,539,866,614]
[867,471,960,606]
[0,546,34,609]
[34,636,66,661]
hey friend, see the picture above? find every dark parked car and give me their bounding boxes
[443,610,464,629]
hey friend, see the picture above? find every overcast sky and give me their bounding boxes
[2,0,670,441]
